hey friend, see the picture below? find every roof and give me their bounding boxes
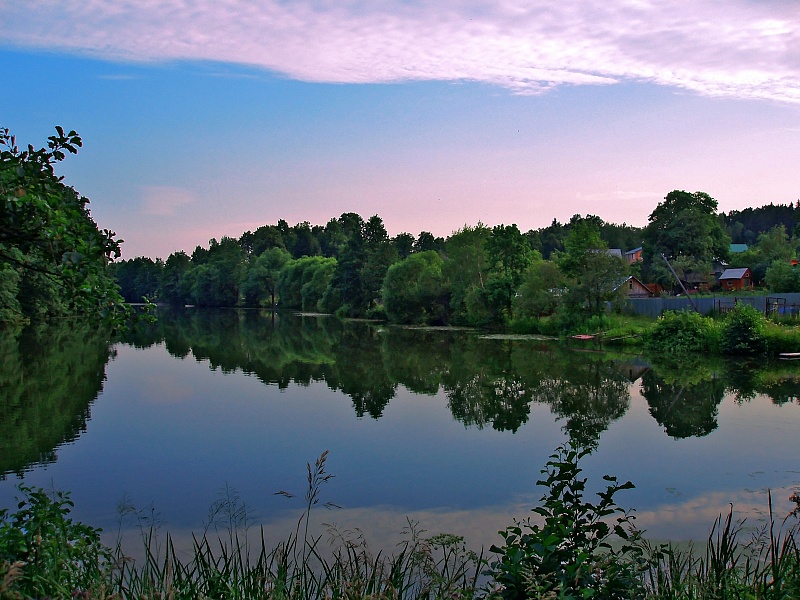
[613,275,651,292]
[625,246,642,255]
[719,268,751,280]
[730,244,748,253]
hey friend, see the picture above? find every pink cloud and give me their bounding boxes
[2,0,799,101]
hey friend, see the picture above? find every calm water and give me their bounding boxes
[2,308,800,552]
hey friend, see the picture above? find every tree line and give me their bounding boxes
[111,191,800,329]
[5,127,800,327]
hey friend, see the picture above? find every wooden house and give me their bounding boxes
[624,247,643,264]
[616,275,653,298]
[718,267,753,291]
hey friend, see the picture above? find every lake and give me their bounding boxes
[2,308,800,555]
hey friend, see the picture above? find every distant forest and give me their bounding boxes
[111,200,800,327]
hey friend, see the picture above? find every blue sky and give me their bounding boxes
[2,1,799,258]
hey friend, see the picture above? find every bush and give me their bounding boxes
[721,303,767,356]
[644,310,718,355]
[489,442,646,599]
[763,321,800,355]
[0,485,113,599]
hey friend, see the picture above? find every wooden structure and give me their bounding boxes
[718,268,753,291]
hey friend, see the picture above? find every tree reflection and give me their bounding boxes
[526,353,630,448]
[0,322,113,476]
[121,309,800,437]
[640,359,726,439]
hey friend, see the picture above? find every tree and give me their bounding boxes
[159,251,192,306]
[558,220,628,320]
[765,259,800,293]
[483,224,535,322]
[442,224,490,325]
[382,251,447,324]
[392,232,415,259]
[0,127,125,325]
[514,260,567,319]
[188,237,245,306]
[643,190,730,289]
[239,247,291,307]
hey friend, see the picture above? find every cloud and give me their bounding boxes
[2,0,800,101]
[140,186,195,216]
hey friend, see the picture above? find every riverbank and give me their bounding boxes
[2,445,798,599]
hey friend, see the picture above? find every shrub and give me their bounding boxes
[720,303,767,356]
[644,310,718,355]
[0,485,113,599]
[763,321,800,355]
[489,442,646,599]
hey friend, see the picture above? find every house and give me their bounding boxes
[624,247,643,264]
[718,267,753,291]
[615,275,653,298]
[607,248,623,259]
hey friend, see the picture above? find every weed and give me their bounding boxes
[488,441,646,599]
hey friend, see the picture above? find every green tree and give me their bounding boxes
[160,251,192,306]
[110,256,163,303]
[276,256,336,311]
[765,259,800,293]
[514,260,567,319]
[188,237,245,306]
[559,220,628,320]
[484,224,535,322]
[0,127,125,324]
[443,224,490,325]
[643,190,730,289]
[382,250,447,324]
[392,232,415,259]
[239,247,291,307]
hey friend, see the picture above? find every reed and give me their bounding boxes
[1,450,798,599]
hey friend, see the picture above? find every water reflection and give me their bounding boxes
[123,308,800,440]
[0,322,114,477]
[3,308,800,479]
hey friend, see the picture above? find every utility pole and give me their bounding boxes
[661,253,700,313]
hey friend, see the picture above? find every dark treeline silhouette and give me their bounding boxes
[724,202,800,246]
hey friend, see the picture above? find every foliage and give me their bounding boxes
[765,259,800,293]
[513,259,567,320]
[482,224,536,323]
[724,202,800,246]
[239,246,292,307]
[277,256,337,311]
[762,321,800,355]
[0,126,126,325]
[489,441,646,599]
[720,303,767,356]
[110,255,163,302]
[555,219,630,325]
[0,485,114,599]
[644,310,719,355]
[382,250,448,324]
[443,225,491,325]
[643,190,730,289]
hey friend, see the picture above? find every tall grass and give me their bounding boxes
[643,493,800,599]
[1,449,798,599]
[111,451,485,599]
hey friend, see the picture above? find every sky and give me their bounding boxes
[1,0,799,259]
